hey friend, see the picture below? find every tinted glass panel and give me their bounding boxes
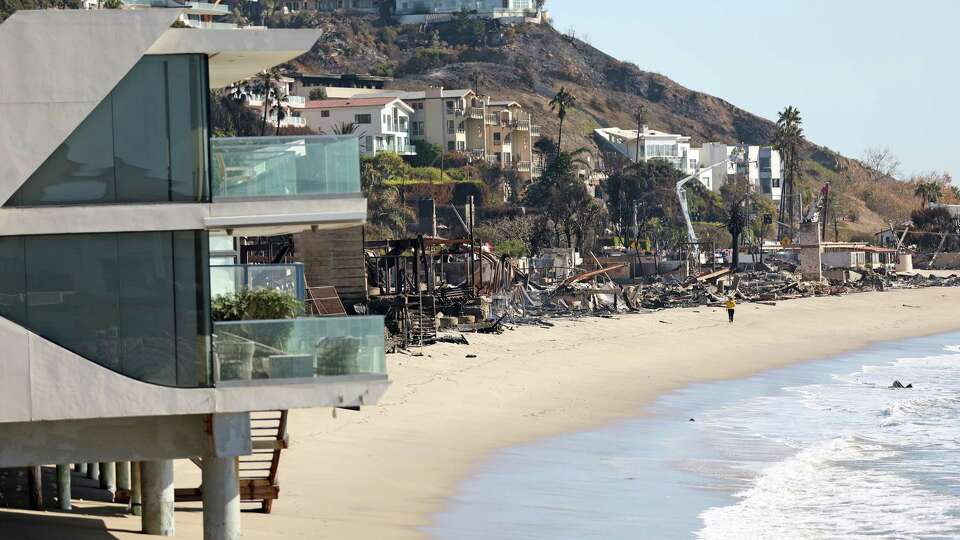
[9,99,117,206]
[119,232,176,384]
[114,57,171,203]
[169,55,210,202]
[174,231,211,386]
[7,55,209,207]
[26,234,122,371]
[0,237,26,322]
[0,231,210,387]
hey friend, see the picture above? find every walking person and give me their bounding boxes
[725,296,736,323]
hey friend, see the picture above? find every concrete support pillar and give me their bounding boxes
[131,462,143,516]
[75,463,87,476]
[27,465,43,510]
[99,462,116,494]
[141,460,175,536]
[798,221,823,281]
[117,461,131,492]
[87,462,99,481]
[202,456,241,540]
[56,464,71,511]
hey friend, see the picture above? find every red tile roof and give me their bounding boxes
[304,97,397,109]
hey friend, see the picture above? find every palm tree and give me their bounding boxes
[772,106,804,239]
[328,122,363,136]
[548,87,576,160]
[251,69,284,136]
[270,92,289,136]
[915,181,943,208]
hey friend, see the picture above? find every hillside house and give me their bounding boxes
[300,97,416,156]
[593,126,697,175]
[338,87,542,180]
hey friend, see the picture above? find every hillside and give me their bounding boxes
[271,12,937,239]
[0,6,935,239]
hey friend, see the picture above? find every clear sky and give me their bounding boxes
[547,0,957,181]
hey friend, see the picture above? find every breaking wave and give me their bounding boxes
[696,346,960,539]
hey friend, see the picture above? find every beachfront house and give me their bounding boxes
[300,97,416,156]
[0,9,387,539]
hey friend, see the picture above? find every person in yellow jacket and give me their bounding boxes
[725,296,736,323]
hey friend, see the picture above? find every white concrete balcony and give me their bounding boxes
[185,1,230,15]
[184,20,243,29]
[485,113,499,125]
[468,148,486,161]
[513,119,531,131]
[468,107,485,119]
[287,95,306,108]
[517,161,532,172]
[284,116,305,127]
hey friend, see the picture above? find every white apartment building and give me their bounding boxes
[248,75,308,129]
[698,142,782,201]
[395,0,535,14]
[593,126,697,175]
[300,97,416,156]
[595,127,782,201]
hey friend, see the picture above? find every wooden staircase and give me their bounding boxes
[175,411,288,513]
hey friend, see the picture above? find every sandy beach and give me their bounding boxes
[3,286,960,539]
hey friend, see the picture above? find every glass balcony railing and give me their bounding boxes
[210,135,361,200]
[210,263,305,300]
[213,316,386,383]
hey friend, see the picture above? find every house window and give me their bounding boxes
[759,156,771,170]
[447,120,455,134]
[355,113,372,124]
[0,231,211,387]
[7,54,209,207]
[321,110,330,118]
[493,132,502,144]
[448,141,455,151]
[446,100,455,109]
[772,178,781,188]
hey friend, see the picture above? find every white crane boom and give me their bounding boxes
[676,158,736,244]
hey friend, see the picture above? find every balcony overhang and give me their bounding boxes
[0,196,367,237]
[0,316,389,424]
[147,27,322,88]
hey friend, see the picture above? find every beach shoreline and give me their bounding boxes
[3,287,960,539]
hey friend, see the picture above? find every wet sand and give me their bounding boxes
[3,286,960,539]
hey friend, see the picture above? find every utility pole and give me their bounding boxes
[472,69,482,97]
[635,104,645,164]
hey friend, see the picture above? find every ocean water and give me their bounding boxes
[426,332,960,539]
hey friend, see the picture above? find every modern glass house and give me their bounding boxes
[0,9,387,539]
